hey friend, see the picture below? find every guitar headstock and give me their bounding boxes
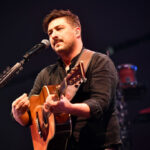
[66,61,87,86]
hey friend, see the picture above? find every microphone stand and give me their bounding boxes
[0,50,35,88]
[0,40,50,88]
[0,58,26,88]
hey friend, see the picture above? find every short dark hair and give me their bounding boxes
[43,9,81,33]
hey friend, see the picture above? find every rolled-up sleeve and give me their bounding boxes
[84,53,118,119]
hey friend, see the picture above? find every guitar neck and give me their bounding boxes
[58,78,67,98]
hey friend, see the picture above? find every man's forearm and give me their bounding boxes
[69,103,90,118]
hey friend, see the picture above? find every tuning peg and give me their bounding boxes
[6,66,10,71]
[77,75,81,79]
[1,66,10,75]
[70,70,75,75]
[16,66,23,74]
[69,80,73,85]
[79,81,82,84]
[3,70,7,74]
[74,84,79,88]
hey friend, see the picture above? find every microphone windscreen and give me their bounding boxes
[41,39,50,48]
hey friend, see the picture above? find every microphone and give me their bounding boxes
[23,39,50,60]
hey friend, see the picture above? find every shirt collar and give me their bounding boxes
[57,47,84,69]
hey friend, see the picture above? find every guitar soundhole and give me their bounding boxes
[43,109,48,124]
[36,110,49,141]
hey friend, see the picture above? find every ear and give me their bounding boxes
[75,27,81,38]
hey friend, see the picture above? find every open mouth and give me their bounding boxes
[54,40,63,46]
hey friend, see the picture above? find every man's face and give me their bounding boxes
[47,17,78,55]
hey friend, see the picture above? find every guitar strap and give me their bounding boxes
[65,49,95,101]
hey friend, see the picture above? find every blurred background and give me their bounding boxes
[0,0,150,149]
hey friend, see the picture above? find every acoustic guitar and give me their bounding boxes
[29,61,86,150]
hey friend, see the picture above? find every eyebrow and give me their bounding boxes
[48,25,65,34]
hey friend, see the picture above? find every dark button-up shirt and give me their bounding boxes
[29,49,121,149]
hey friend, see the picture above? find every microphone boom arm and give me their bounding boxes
[0,39,50,88]
[0,59,25,88]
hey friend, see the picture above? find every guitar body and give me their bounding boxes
[29,62,86,150]
[29,85,71,150]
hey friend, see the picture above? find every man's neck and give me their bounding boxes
[61,42,83,66]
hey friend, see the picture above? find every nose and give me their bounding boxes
[51,30,58,40]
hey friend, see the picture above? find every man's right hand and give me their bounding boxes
[12,93,30,126]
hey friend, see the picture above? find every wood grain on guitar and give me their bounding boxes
[29,61,86,150]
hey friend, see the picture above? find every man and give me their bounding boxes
[11,9,121,150]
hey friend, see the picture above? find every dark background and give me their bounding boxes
[0,0,150,150]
